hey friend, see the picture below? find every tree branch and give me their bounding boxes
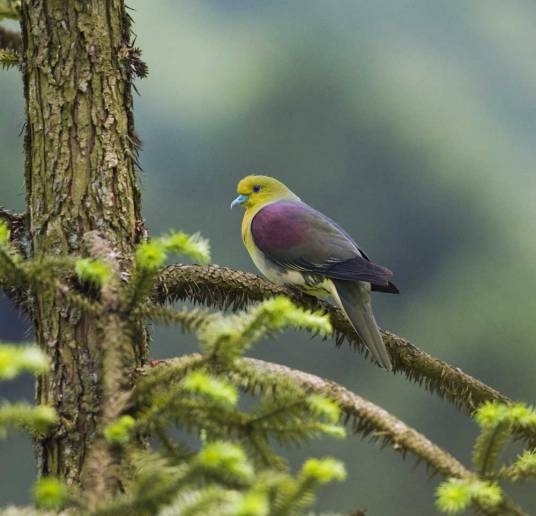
[0,24,21,50]
[142,355,528,516]
[141,353,470,478]
[153,265,511,415]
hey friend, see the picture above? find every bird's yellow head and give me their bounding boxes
[231,175,299,210]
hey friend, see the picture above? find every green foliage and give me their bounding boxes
[0,219,9,243]
[0,228,363,514]
[135,241,168,272]
[33,477,69,511]
[499,451,536,482]
[198,295,332,363]
[0,344,49,379]
[436,478,502,514]
[5,221,534,514]
[0,402,57,437]
[75,258,112,287]
[105,291,345,515]
[104,415,136,445]
[130,230,211,308]
[472,402,536,476]
[196,441,255,483]
[135,231,210,273]
[301,457,347,484]
[161,231,211,264]
[0,220,21,278]
[437,402,536,514]
[182,371,239,406]
[0,342,56,439]
[306,394,340,424]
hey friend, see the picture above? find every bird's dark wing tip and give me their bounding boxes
[371,281,400,294]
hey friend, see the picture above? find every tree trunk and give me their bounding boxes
[20,0,146,488]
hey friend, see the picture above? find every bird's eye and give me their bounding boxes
[253,185,261,193]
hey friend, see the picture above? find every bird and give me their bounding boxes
[231,175,399,371]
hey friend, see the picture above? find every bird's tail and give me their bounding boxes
[332,279,393,371]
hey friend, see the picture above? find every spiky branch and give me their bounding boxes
[143,353,470,479]
[142,355,529,516]
[153,265,511,413]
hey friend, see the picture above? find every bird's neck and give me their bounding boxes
[241,203,264,245]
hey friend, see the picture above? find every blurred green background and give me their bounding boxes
[1,0,536,513]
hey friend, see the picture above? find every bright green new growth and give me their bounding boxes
[436,478,501,514]
[135,241,168,271]
[306,394,341,424]
[0,342,56,439]
[0,220,9,244]
[198,295,332,363]
[475,401,536,429]
[0,402,57,437]
[183,371,239,406]
[162,231,211,264]
[501,451,536,482]
[130,230,211,309]
[301,458,347,484]
[75,258,112,287]
[46,233,346,515]
[196,441,255,483]
[436,401,536,514]
[3,220,534,514]
[33,477,69,511]
[109,287,346,515]
[104,415,136,445]
[472,402,536,476]
[135,231,211,273]
[0,344,49,379]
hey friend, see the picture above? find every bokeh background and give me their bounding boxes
[1,1,536,513]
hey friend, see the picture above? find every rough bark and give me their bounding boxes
[20,0,145,489]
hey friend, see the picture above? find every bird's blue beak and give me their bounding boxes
[230,194,248,209]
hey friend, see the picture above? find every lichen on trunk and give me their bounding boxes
[20,0,146,490]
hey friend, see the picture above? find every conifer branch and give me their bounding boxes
[0,47,18,69]
[143,355,529,515]
[0,24,20,50]
[153,265,512,415]
[119,45,148,79]
[82,233,134,507]
[134,303,214,331]
[141,354,470,479]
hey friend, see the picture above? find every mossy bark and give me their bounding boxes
[20,0,146,488]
